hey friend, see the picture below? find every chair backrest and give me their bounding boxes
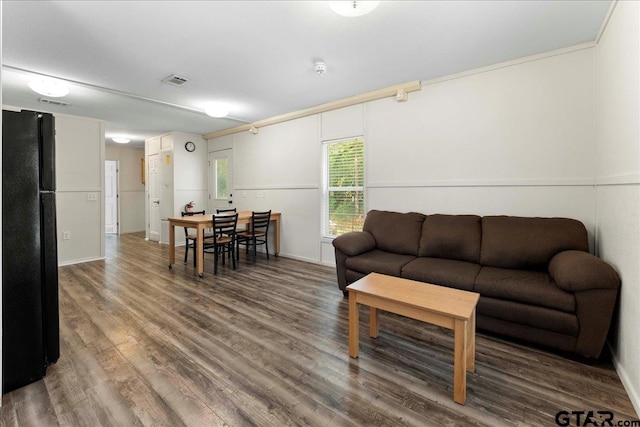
[216,208,237,214]
[182,210,206,217]
[213,213,239,242]
[251,210,271,233]
[181,210,206,236]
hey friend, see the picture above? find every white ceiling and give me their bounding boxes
[1,1,611,148]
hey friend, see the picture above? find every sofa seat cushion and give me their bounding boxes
[474,267,575,313]
[478,297,579,336]
[401,257,480,291]
[345,249,416,277]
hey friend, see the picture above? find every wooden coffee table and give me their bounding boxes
[346,273,480,405]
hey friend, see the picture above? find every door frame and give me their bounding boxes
[208,148,234,213]
[105,159,119,235]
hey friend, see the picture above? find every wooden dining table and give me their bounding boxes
[167,211,281,277]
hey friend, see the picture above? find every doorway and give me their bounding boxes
[105,160,119,234]
[148,153,161,242]
[208,149,234,213]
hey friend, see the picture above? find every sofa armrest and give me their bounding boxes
[549,250,620,292]
[332,231,376,256]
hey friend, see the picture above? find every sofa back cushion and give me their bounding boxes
[419,214,482,263]
[480,216,589,270]
[363,210,425,255]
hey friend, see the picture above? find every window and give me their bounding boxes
[322,137,364,238]
[215,158,228,198]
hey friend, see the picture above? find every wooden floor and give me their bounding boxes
[1,233,637,426]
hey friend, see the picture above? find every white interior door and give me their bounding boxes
[148,153,161,242]
[208,149,234,212]
[105,160,118,234]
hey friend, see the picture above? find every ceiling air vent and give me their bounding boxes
[39,98,71,107]
[162,74,189,86]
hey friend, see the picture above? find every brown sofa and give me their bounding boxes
[332,210,620,358]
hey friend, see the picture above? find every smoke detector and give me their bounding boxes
[314,62,327,76]
[162,74,189,86]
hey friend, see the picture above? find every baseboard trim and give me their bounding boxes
[58,256,106,267]
[275,252,320,265]
[608,342,640,417]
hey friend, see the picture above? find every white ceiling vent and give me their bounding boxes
[39,98,71,107]
[162,74,189,86]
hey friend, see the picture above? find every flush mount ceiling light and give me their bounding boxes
[112,137,130,144]
[329,1,379,17]
[28,79,70,97]
[204,103,230,118]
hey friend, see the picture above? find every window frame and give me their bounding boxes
[321,136,365,239]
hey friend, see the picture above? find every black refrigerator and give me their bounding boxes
[2,109,60,393]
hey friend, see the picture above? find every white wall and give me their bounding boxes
[172,132,208,221]
[209,47,599,265]
[211,116,322,263]
[366,48,597,249]
[595,0,640,414]
[105,145,145,233]
[54,113,105,265]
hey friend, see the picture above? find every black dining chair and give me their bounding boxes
[205,213,239,274]
[236,210,271,263]
[216,207,239,259]
[181,210,213,267]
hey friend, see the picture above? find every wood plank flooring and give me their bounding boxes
[1,233,637,426]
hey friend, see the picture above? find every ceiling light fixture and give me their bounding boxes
[28,79,70,97]
[112,137,130,144]
[204,103,230,118]
[329,1,379,17]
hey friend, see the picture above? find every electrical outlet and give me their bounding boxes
[257,190,265,199]
[241,190,248,198]
[62,231,71,240]
[87,192,98,201]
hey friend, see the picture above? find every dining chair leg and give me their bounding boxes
[184,242,189,264]
[231,242,236,270]
[193,242,197,267]
[252,236,257,263]
[266,239,269,260]
[214,249,218,275]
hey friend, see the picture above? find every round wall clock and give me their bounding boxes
[185,141,196,152]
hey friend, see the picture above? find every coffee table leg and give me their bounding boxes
[467,308,476,373]
[453,318,468,405]
[348,291,359,358]
[369,307,379,338]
